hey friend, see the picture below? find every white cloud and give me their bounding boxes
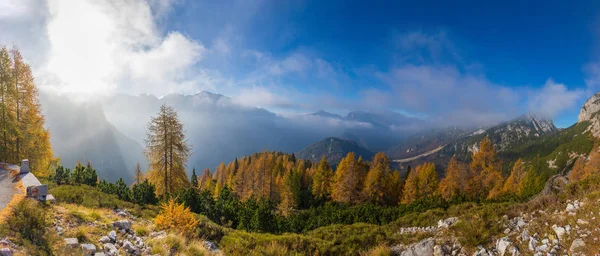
[528,79,584,118]
[1,0,206,97]
[232,86,294,109]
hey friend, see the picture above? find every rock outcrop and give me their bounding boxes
[578,92,600,138]
[578,92,600,123]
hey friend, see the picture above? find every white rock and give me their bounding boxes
[64,238,79,249]
[528,237,537,251]
[112,220,131,231]
[98,236,111,244]
[566,203,576,212]
[437,217,458,228]
[569,238,585,253]
[577,219,588,225]
[122,240,134,252]
[81,244,97,256]
[103,243,117,256]
[552,225,566,241]
[536,244,548,252]
[399,238,435,256]
[496,237,518,256]
[108,231,117,242]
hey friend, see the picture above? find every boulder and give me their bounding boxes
[496,237,520,256]
[94,253,106,256]
[98,236,111,244]
[0,248,11,256]
[108,230,117,242]
[103,243,118,256]
[565,203,576,212]
[122,240,135,251]
[400,238,435,256]
[569,238,585,253]
[81,244,97,256]
[55,226,64,235]
[64,238,79,249]
[112,220,131,231]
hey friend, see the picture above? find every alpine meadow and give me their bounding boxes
[4,1,600,255]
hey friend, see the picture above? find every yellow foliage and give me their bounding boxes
[438,156,467,201]
[154,199,199,235]
[501,159,527,195]
[402,162,437,204]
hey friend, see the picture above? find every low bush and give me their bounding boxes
[4,199,54,255]
[50,185,159,218]
[154,199,199,235]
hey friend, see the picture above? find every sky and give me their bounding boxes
[2,0,600,128]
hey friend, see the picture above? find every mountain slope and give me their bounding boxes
[397,114,560,175]
[296,137,374,166]
[40,92,145,183]
[386,126,474,160]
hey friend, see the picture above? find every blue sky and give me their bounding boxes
[2,0,600,127]
[160,0,600,127]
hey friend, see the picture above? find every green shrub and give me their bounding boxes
[450,204,505,248]
[5,199,53,254]
[132,180,158,205]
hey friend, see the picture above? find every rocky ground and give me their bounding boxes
[389,197,600,256]
[0,205,220,256]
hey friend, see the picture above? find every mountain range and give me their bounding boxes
[39,90,600,182]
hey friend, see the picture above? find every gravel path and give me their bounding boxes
[0,167,19,211]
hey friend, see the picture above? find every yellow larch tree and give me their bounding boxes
[438,156,467,201]
[363,152,390,204]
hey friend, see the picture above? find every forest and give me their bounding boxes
[0,46,54,175]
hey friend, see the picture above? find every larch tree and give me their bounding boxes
[331,152,362,204]
[518,166,539,197]
[311,156,332,200]
[402,163,419,204]
[416,162,438,199]
[467,137,503,199]
[134,162,144,185]
[278,169,301,215]
[438,156,467,201]
[363,152,390,204]
[501,159,527,195]
[144,104,191,195]
[198,168,213,192]
[384,170,402,205]
[0,46,53,175]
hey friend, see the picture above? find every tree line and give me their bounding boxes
[0,46,54,175]
[49,103,558,233]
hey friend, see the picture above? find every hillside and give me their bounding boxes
[398,114,561,175]
[296,137,374,165]
[40,92,145,183]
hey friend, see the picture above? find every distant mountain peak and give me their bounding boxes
[310,110,342,119]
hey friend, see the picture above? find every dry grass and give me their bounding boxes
[148,233,221,256]
[360,244,392,256]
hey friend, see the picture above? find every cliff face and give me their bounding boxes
[578,93,600,123]
[578,92,600,138]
